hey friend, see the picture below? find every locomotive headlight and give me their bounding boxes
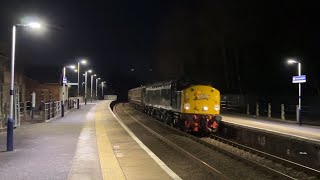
[214,105,220,111]
[203,106,208,111]
[184,103,190,110]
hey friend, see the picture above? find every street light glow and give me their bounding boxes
[88,69,92,73]
[27,22,41,29]
[81,59,87,65]
[74,69,78,72]
[287,59,298,64]
[68,65,76,69]
[94,74,96,76]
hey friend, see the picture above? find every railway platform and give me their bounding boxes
[220,114,320,170]
[0,100,179,180]
[222,114,320,142]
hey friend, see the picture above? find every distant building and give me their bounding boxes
[0,43,67,128]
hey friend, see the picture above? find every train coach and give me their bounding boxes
[128,80,222,134]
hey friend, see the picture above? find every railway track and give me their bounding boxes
[114,103,319,180]
[206,135,320,179]
[115,104,228,179]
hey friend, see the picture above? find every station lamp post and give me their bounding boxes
[7,21,41,151]
[77,59,87,108]
[287,59,303,125]
[90,74,96,102]
[84,69,92,105]
[96,77,100,100]
[101,81,106,99]
[62,65,76,117]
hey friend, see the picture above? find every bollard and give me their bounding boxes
[61,100,64,117]
[268,103,271,118]
[40,102,43,116]
[31,92,36,120]
[48,103,52,120]
[246,104,250,115]
[52,102,55,118]
[296,105,299,124]
[77,98,80,109]
[256,102,259,117]
[281,104,285,120]
[51,102,54,118]
[24,102,27,118]
[42,102,46,121]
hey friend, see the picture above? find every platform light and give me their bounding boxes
[27,22,41,29]
[7,19,44,151]
[287,59,298,64]
[286,58,303,125]
[68,65,76,69]
[81,59,87,65]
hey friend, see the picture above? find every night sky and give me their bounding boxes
[0,1,319,99]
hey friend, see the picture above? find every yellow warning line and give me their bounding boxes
[95,104,126,180]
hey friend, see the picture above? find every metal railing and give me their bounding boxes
[42,99,79,121]
[42,101,61,121]
[1,98,81,131]
[220,95,320,125]
[19,101,31,118]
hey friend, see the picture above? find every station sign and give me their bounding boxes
[67,83,78,86]
[292,75,306,83]
[63,77,67,84]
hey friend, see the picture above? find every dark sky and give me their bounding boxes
[0,1,319,98]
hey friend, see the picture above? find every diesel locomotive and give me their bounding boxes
[128,80,222,134]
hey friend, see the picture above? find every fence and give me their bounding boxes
[42,99,78,121]
[19,101,31,118]
[42,101,61,121]
[221,94,320,125]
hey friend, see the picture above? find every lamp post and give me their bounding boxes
[101,81,106,99]
[96,78,100,100]
[77,59,87,108]
[7,22,41,151]
[287,59,302,125]
[84,69,92,105]
[91,74,96,102]
[62,65,76,117]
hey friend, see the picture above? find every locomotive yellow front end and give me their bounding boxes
[180,85,221,134]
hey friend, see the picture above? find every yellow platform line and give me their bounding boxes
[95,104,126,180]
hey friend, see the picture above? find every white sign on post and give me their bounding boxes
[292,75,306,83]
[63,77,67,84]
[32,92,36,108]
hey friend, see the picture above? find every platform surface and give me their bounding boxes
[0,100,178,180]
[222,114,320,142]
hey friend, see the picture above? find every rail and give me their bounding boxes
[121,103,319,179]
[208,134,320,178]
